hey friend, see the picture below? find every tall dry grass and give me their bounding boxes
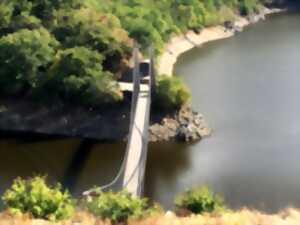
[1,208,300,225]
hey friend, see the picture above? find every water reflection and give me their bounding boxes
[0,138,193,208]
[175,13,300,212]
[145,142,193,208]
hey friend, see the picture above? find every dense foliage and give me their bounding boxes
[0,0,266,106]
[2,177,75,221]
[48,47,123,105]
[0,28,58,95]
[175,186,225,214]
[155,75,191,109]
[85,190,159,222]
[0,0,131,105]
[94,0,263,53]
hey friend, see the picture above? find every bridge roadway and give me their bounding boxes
[83,48,153,198]
[120,79,151,196]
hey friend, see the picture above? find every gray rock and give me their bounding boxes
[149,104,211,142]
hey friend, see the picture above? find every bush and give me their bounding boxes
[29,0,83,21]
[175,186,225,214]
[0,3,13,29]
[0,28,58,94]
[155,75,191,109]
[49,47,123,105]
[85,190,160,223]
[51,8,132,72]
[2,176,75,221]
[239,0,260,15]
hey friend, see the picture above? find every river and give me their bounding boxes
[1,12,300,212]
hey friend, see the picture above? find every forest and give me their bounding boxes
[0,0,266,107]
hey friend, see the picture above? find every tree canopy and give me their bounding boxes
[0,0,266,106]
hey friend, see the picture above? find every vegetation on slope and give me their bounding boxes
[0,0,266,107]
[0,0,131,105]
[155,75,191,109]
[2,177,75,221]
[85,190,160,222]
[88,0,264,54]
[175,186,225,214]
[1,177,223,223]
[1,176,300,225]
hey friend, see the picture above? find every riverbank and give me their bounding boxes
[158,7,283,76]
[1,208,300,225]
[0,96,210,142]
[0,6,289,143]
[0,7,283,143]
[152,6,284,143]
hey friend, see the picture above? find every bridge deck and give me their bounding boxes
[119,79,149,92]
[83,49,153,197]
[122,81,150,196]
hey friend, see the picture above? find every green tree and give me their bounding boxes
[49,47,123,105]
[52,8,132,72]
[28,0,82,20]
[0,28,58,94]
[0,3,13,29]
[155,75,191,109]
[2,176,75,221]
[0,1,41,35]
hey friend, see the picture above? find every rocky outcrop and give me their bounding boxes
[149,105,211,142]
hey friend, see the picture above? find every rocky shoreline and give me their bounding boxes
[149,105,211,142]
[0,94,212,142]
[151,6,285,143]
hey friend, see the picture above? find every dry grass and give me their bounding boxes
[131,209,300,225]
[1,208,300,225]
[0,210,109,225]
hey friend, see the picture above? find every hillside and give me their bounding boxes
[0,0,271,107]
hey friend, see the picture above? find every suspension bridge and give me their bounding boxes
[83,46,155,197]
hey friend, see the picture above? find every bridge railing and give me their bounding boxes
[83,44,155,197]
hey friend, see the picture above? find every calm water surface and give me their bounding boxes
[1,13,300,212]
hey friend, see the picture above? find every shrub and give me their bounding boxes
[0,28,58,94]
[2,176,75,221]
[155,75,191,109]
[0,3,13,29]
[49,47,123,105]
[29,0,83,20]
[85,190,160,223]
[239,0,260,15]
[51,8,132,72]
[175,186,225,214]
[124,17,164,54]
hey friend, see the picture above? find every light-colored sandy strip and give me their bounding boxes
[158,7,282,76]
[157,18,248,76]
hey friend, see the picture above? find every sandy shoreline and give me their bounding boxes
[158,7,283,76]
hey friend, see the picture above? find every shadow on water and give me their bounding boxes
[61,139,95,192]
[0,134,128,197]
[0,131,194,209]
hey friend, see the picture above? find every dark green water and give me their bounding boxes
[1,13,300,212]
